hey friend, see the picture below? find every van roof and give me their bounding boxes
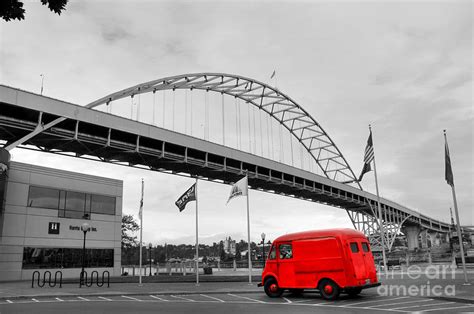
[274,228,366,242]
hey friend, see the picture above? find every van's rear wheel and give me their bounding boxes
[318,279,340,300]
[264,278,283,298]
[346,287,362,297]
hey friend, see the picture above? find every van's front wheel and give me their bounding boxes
[264,278,283,298]
[318,279,340,300]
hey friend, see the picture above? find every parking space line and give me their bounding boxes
[200,294,225,302]
[282,297,292,303]
[292,299,317,303]
[227,293,266,304]
[422,304,474,312]
[6,300,12,303]
[77,297,90,301]
[171,295,196,302]
[55,297,64,302]
[342,296,410,307]
[122,295,142,301]
[150,295,169,302]
[369,299,432,308]
[98,296,112,301]
[391,301,454,310]
[31,298,39,302]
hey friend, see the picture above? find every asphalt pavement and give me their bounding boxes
[0,268,473,313]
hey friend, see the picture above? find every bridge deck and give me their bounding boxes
[0,85,452,235]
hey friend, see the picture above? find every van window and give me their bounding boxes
[279,244,292,259]
[268,245,276,260]
[361,242,370,252]
[350,242,359,253]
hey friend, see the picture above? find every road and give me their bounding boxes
[1,291,473,313]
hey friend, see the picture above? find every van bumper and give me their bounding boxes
[345,282,381,291]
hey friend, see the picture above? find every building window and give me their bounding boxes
[22,247,114,269]
[28,185,116,219]
[91,194,116,215]
[28,186,60,209]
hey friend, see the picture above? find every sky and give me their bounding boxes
[1,0,472,245]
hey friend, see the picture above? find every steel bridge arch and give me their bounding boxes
[87,73,362,188]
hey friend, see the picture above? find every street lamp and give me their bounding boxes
[149,243,153,276]
[261,233,266,266]
[80,222,91,287]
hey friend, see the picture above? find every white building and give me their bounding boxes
[224,236,236,256]
[0,161,122,281]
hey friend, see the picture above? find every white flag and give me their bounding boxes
[227,176,248,204]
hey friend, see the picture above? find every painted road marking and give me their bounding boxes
[171,295,196,302]
[422,304,474,312]
[150,295,169,301]
[369,298,432,308]
[98,296,112,301]
[6,300,13,303]
[200,294,225,302]
[121,295,142,301]
[391,301,454,310]
[343,296,410,307]
[282,297,292,303]
[31,298,39,302]
[77,297,90,301]
[55,297,64,302]
[227,293,266,304]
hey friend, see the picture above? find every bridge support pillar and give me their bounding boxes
[428,231,440,247]
[420,230,429,249]
[402,225,421,251]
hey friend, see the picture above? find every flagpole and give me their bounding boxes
[139,178,144,286]
[246,176,252,284]
[195,178,199,286]
[370,125,388,276]
[444,130,470,285]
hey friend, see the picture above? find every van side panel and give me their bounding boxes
[293,237,346,288]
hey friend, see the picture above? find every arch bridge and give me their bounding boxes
[0,73,455,251]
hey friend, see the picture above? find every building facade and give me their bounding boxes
[0,161,122,281]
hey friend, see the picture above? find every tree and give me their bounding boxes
[1,0,68,22]
[121,214,139,249]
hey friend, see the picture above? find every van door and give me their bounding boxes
[265,243,278,278]
[277,242,295,288]
[348,240,367,280]
[360,240,377,280]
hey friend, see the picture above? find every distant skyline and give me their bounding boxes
[1,1,472,245]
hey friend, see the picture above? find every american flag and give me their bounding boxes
[358,130,374,182]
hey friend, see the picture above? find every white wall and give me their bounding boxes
[0,162,123,281]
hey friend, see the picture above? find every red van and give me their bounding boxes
[259,228,380,300]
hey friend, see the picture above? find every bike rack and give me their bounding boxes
[80,270,110,288]
[31,270,63,288]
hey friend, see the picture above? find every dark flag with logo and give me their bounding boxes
[444,138,454,187]
[175,183,196,212]
[358,130,375,182]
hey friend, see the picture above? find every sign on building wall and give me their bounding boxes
[48,222,60,234]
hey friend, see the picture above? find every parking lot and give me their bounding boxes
[1,291,474,313]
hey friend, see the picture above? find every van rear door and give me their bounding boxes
[348,240,367,280]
